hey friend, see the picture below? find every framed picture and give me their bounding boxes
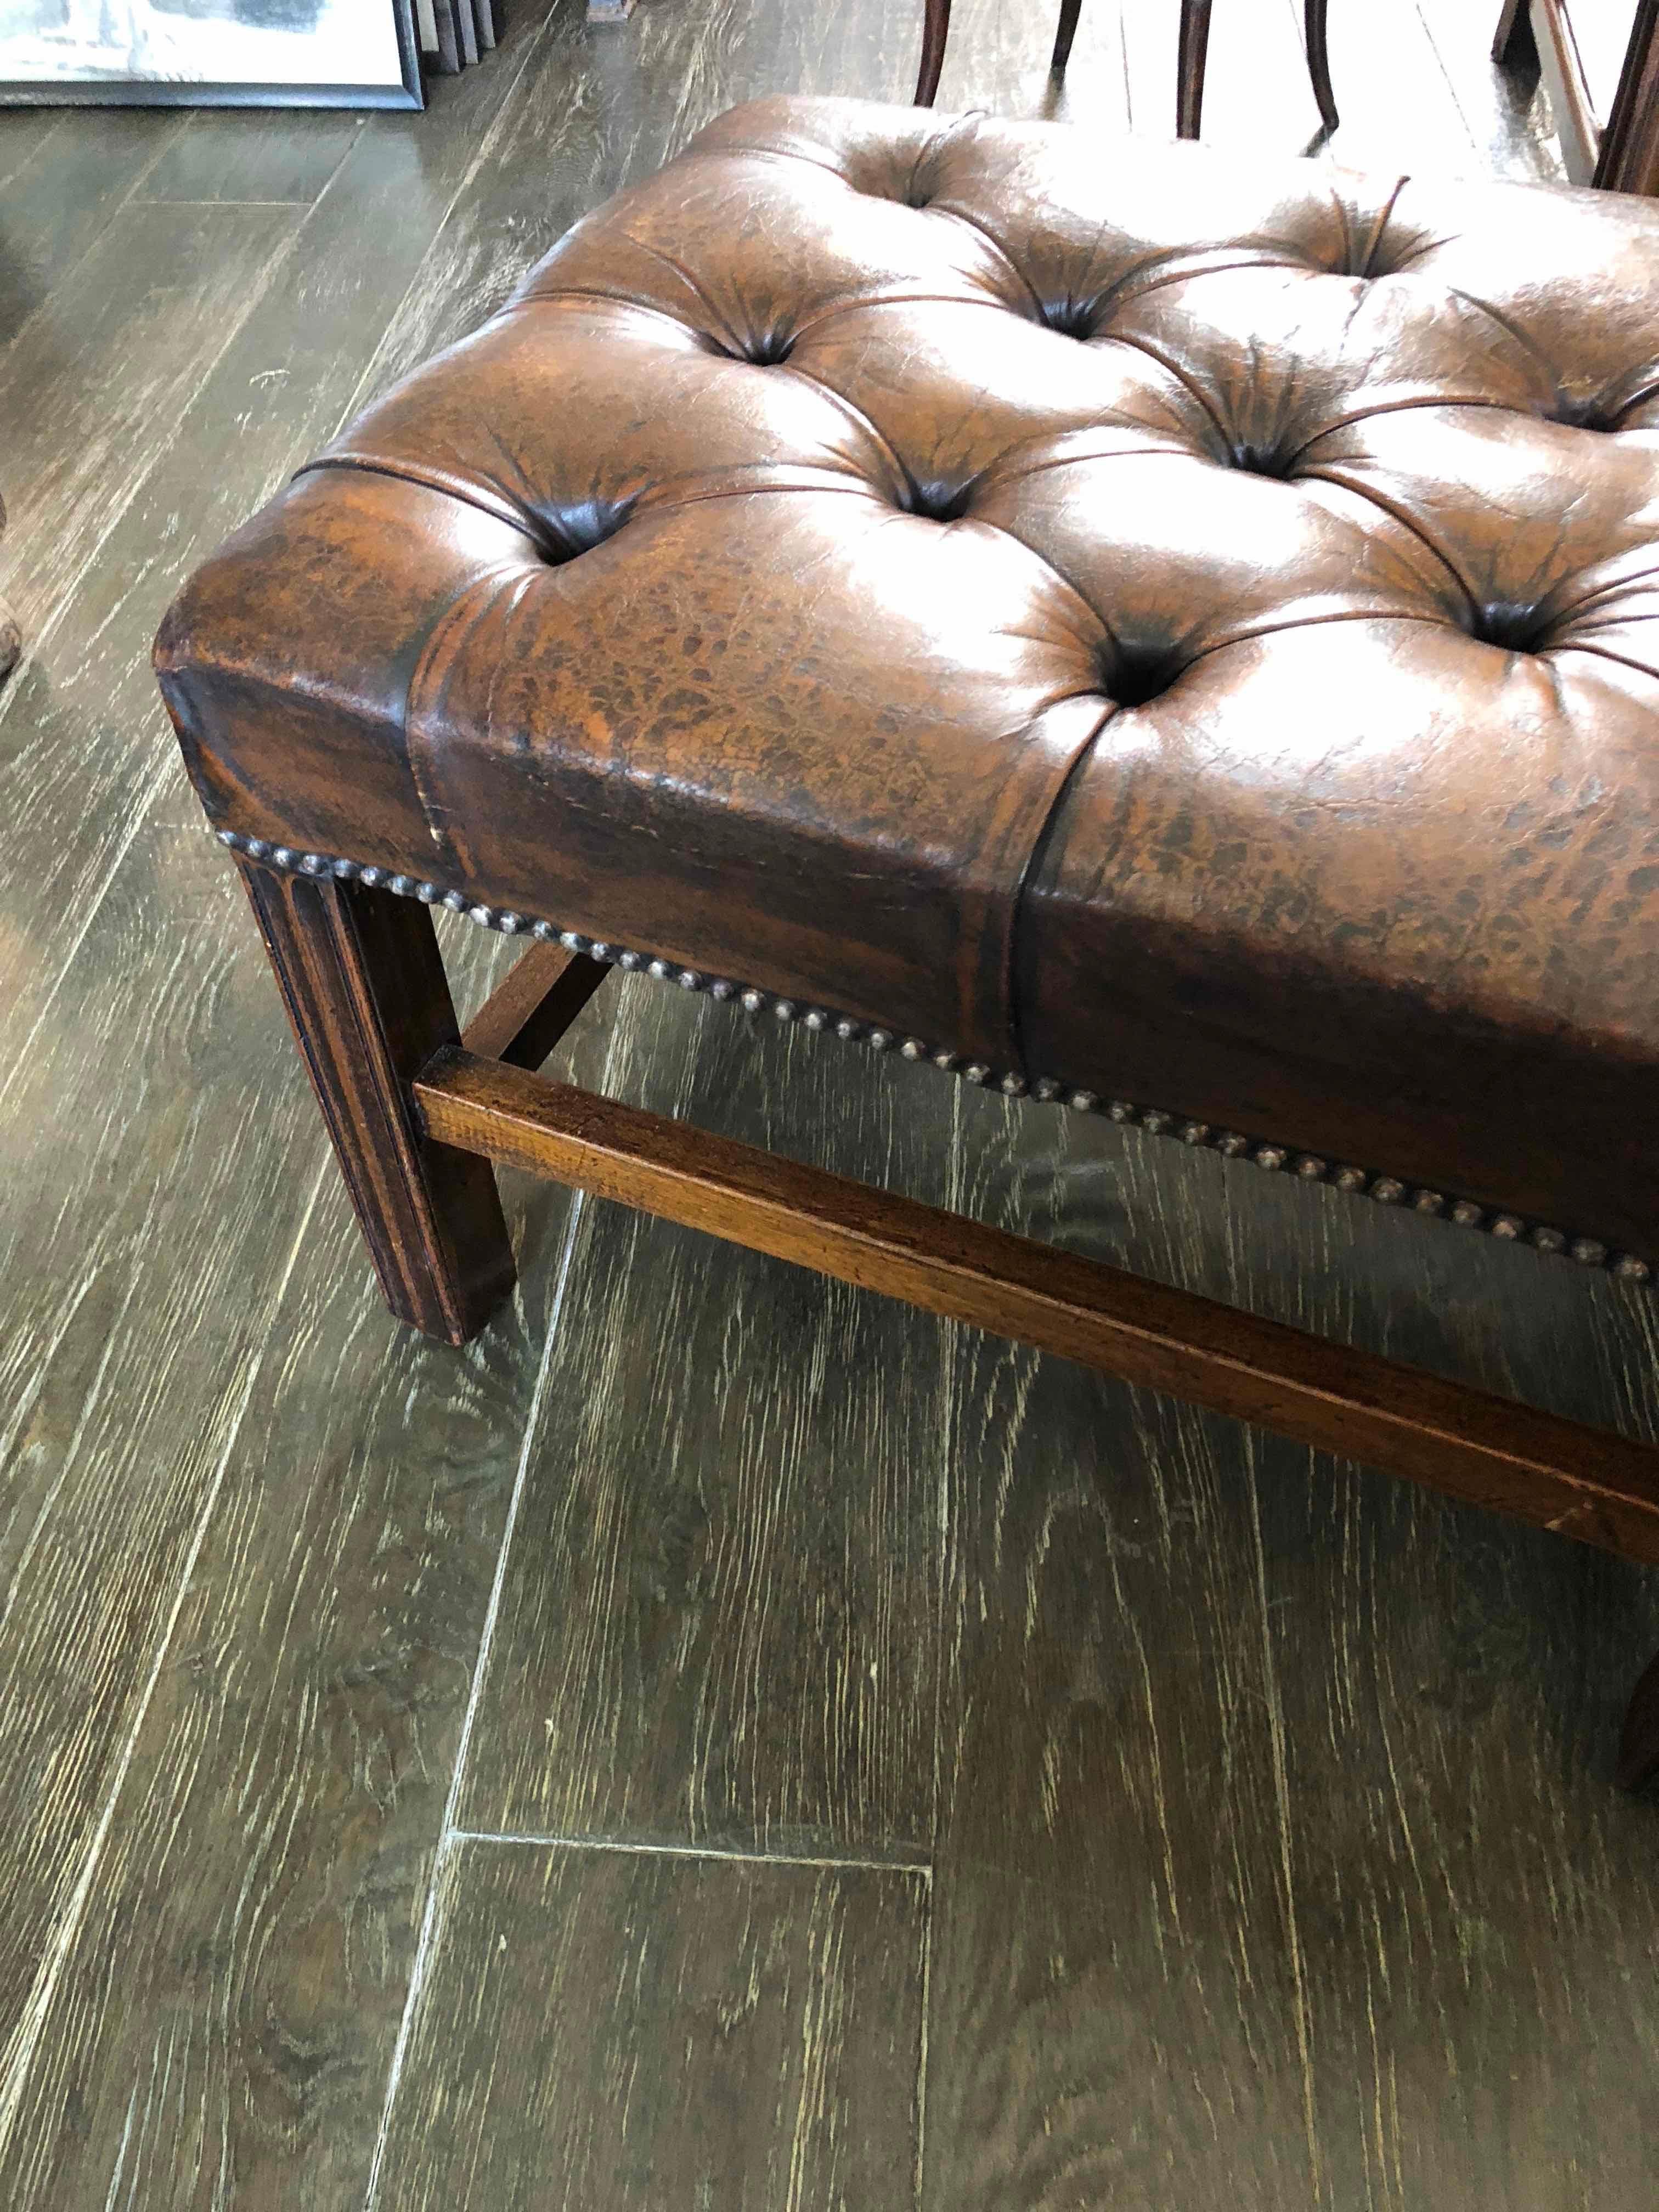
[0,1,424,109]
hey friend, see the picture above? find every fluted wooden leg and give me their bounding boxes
[1305,0,1338,129]
[1177,0,1212,138]
[236,855,515,1345]
[1617,1645,1659,1792]
[1052,0,1083,74]
[916,0,950,104]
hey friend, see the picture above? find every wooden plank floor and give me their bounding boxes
[2,4,1656,2207]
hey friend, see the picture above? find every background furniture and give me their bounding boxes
[916,0,1339,134]
[1495,0,1659,194]
[1176,0,1336,137]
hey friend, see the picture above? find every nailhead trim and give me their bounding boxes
[217,829,1654,1289]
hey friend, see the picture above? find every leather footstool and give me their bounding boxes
[156,97,1659,1782]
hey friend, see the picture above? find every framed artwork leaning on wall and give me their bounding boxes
[0,0,423,108]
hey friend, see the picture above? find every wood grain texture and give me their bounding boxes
[0,0,564,2155]
[0,108,181,349]
[922,1081,1659,2210]
[0,110,63,196]
[0,198,303,640]
[369,1839,926,2211]
[0,813,347,2108]
[0,30,569,2045]
[454,982,950,1861]
[0,965,612,2212]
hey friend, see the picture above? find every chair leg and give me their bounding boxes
[1305,0,1338,130]
[1052,0,1083,74]
[1491,0,1534,66]
[915,0,950,105]
[235,855,515,1346]
[1616,1645,1659,1792]
[1177,0,1212,138]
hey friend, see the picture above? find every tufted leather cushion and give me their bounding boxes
[156,95,1659,1263]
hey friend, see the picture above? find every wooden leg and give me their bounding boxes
[916,0,950,105]
[1305,0,1338,130]
[1177,0,1212,138]
[1491,0,1534,66]
[411,1047,1659,1567]
[1052,0,1084,74]
[236,857,515,1346]
[1616,1647,1659,1791]
[461,941,612,1070]
[1592,0,1659,196]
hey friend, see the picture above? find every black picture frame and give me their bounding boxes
[0,1,425,110]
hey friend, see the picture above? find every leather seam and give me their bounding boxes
[1358,173,1412,277]
[295,453,554,550]
[1006,698,1119,1077]
[402,564,535,872]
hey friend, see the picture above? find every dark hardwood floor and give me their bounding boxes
[1,4,1655,2207]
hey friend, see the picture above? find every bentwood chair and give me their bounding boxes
[915,0,1340,138]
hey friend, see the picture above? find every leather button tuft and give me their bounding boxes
[1468,600,1549,654]
[540,495,635,563]
[1040,299,1101,341]
[1227,443,1296,481]
[1549,395,1617,432]
[1099,643,1182,708]
[907,479,974,522]
[741,332,796,366]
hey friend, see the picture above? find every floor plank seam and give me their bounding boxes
[140,198,336,209]
[0,116,183,365]
[362,1186,589,2212]
[912,1855,934,2209]
[447,1829,935,1880]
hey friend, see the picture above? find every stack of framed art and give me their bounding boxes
[417,0,496,76]
[0,2,506,109]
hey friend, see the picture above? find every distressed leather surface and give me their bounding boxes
[156,95,1659,1256]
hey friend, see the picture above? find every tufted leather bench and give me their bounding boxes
[156,98,1659,1782]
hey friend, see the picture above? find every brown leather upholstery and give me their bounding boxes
[156,95,1659,1264]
